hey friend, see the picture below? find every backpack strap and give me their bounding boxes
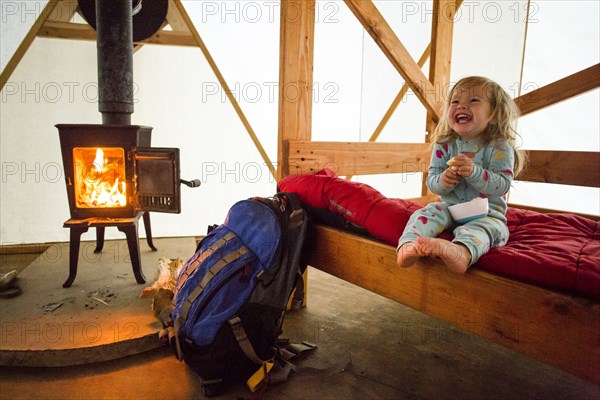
[256,193,306,288]
[174,231,236,297]
[173,316,185,360]
[269,343,350,385]
[228,316,276,364]
[247,340,347,390]
[158,304,175,327]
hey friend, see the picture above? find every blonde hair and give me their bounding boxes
[431,76,526,175]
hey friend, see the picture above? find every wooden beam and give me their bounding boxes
[344,0,442,120]
[0,0,60,91]
[137,29,196,47]
[284,140,431,176]
[37,22,197,47]
[172,0,276,179]
[305,224,600,384]
[515,64,600,116]
[277,0,316,181]
[517,150,600,188]
[38,22,95,41]
[285,142,599,188]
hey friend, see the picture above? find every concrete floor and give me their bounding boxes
[1,238,598,400]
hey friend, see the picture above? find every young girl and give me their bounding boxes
[397,76,524,274]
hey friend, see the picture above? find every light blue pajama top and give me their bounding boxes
[426,138,515,221]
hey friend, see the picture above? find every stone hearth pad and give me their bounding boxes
[0,237,196,367]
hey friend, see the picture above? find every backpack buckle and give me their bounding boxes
[256,270,274,286]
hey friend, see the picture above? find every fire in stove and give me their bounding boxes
[74,147,127,208]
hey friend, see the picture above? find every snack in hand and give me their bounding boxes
[446,157,460,171]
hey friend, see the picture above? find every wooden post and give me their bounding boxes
[278,0,316,308]
[277,0,316,180]
[422,0,455,195]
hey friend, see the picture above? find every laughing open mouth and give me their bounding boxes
[455,113,472,123]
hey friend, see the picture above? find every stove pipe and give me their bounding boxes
[95,0,134,125]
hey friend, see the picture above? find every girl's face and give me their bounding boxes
[447,84,493,141]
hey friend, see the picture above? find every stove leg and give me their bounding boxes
[94,226,106,253]
[118,223,146,284]
[64,225,89,288]
[142,212,158,251]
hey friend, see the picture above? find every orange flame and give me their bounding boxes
[77,148,127,208]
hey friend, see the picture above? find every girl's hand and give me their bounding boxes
[447,155,474,177]
[441,167,460,188]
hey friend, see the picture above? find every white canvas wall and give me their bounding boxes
[1,0,598,245]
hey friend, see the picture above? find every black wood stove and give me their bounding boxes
[57,0,191,287]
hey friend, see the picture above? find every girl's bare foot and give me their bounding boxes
[416,237,471,274]
[397,242,423,268]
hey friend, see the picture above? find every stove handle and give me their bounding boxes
[180,179,201,188]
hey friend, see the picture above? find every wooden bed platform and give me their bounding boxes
[282,140,600,384]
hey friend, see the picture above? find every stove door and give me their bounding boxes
[133,147,181,213]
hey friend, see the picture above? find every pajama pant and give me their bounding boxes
[397,202,509,266]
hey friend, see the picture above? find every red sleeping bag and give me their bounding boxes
[279,169,600,300]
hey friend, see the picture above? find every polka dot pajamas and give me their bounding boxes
[398,138,515,267]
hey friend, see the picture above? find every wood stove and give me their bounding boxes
[57,0,188,288]
[57,124,180,219]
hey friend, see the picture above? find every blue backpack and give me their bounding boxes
[160,193,310,396]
